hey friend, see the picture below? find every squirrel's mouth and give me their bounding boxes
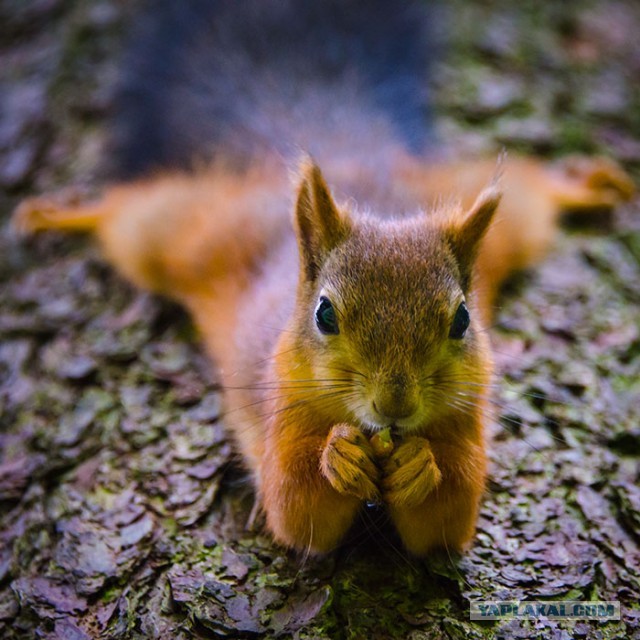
[348,397,424,434]
[360,422,399,437]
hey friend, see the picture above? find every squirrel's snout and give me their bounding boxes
[371,376,419,423]
[372,399,417,422]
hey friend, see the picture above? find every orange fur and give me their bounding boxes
[13,153,633,555]
[397,155,635,324]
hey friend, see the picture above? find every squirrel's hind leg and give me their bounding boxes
[11,186,174,294]
[546,155,635,211]
[13,192,106,235]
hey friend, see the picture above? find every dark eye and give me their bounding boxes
[315,296,339,335]
[449,301,470,339]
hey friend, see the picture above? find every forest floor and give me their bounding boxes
[1,1,640,639]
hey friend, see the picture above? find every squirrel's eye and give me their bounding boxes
[315,296,339,335]
[449,301,470,339]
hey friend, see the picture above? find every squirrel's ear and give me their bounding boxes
[294,160,351,281]
[449,186,502,290]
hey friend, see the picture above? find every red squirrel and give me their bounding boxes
[13,0,634,555]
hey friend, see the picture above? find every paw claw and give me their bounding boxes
[382,437,441,507]
[321,423,380,501]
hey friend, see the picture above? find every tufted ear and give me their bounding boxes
[294,160,351,282]
[448,186,502,291]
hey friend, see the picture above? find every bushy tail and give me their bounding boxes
[108,0,438,178]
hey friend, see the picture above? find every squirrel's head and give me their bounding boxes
[290,160,501,435]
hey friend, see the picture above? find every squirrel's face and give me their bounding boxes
[290,160,501,435]
[306,220,489,433]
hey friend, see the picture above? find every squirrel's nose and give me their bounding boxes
[373,398,416,421]
[372,376,418,421]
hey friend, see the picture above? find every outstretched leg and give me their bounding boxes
[12,165,291,299]
[13,192,107,235]
[546,155,635,210]
[399,154,634,325]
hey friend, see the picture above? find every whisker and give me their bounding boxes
[435,392,557,455]
[225,345,300,379]
[222,388,364,437]
[427,372,576,407]
[223,375,360,389]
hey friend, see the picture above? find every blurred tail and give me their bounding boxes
[108,0,438,177]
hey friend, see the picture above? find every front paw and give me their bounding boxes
[382,437,442,507]
[320,423,380,501]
